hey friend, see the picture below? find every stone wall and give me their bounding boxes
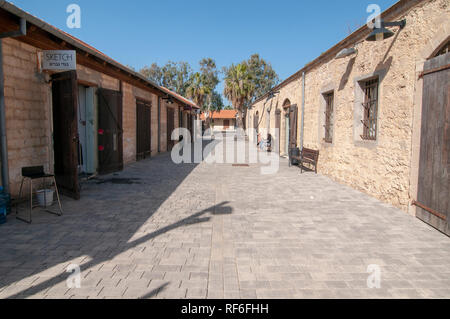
[2,38,52,196]
[248,0,450,212]
[1,37,176,197]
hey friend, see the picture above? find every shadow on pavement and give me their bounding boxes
[1,138,230,299]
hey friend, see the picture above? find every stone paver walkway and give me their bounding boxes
[0,135,449,299]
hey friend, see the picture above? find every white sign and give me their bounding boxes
[42,50,77,70]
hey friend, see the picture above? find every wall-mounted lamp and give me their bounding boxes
[366,19,406,42]
[162,95,174,104]
[266,90,280,101]
[265,90,279,112]
[335,47,358,59]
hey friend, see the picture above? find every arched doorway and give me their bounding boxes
[275,107,281,154]
[280,99,299,157]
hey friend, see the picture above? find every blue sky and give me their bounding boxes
[10,0,398,102]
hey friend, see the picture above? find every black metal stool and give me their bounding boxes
[16,166,63,224]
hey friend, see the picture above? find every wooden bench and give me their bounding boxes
[291,147,319,174]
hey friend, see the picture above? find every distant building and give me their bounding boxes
[201,110,237,132]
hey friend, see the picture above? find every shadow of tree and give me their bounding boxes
[338,57,356,91]
[1,138,229,299]
[139,283,168,299]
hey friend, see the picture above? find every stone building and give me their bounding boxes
[247,0,449,234]
[201,110,238,132]
[0,1,199,200]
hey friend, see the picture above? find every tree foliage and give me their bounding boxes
[222,54,279,130]
[210,91,224,111]
[138,54,278,124]
[139,63,163,85]
[246,54,279,104]
[223,63,255,129]
[139,61,192,96]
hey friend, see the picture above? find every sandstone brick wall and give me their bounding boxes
[249,0,450,212]
[2,38,172,197]
[2,38,52,196]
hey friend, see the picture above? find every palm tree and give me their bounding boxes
[223,63,255,131]
[186,72,213,128]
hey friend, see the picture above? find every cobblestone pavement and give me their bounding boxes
[0,135,449,299]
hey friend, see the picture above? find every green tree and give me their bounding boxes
[199,58,220,111]
[139,61,192,96]
[246,54,279,103]
[210,91,224,111]
[186,72,210,111]
[139,63,163,85]
[199,58,219,90]
[161,61,192,96]
[223,63,255,130]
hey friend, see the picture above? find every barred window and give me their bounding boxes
[361,78,379,140]
[323,92,334,143]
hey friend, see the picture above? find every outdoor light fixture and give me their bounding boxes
[335,47,358,59]
[265,90,280,103]
[366,19,406,42]
[162,95,174,104]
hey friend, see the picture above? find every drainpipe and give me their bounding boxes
[157,96,161,153]
[0,18,27,193]
[300,71,305,151]
[0,40,9,193]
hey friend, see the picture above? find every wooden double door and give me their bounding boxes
[51,71,123,199]
[417,52,449,236]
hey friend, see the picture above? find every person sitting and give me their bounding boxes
[258,133,272,151]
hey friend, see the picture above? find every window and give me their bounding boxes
[323,92,334,143]
[361,78,379,140]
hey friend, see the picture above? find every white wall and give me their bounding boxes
[211,119,236,132]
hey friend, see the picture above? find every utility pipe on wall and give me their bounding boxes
[0,40,9,193]
[157,96,161,153]
[300,71,305,151]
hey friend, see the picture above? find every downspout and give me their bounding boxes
[0,18,27,193]
[0,40,9,193]
[157,96,161,153]
[300,71,305,151]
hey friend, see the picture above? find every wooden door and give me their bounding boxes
[223,120,230,130]
[254,114,259,132]
[187,113,193,141]
[97,88,123,175]
[275,110,281,154]
[136,99,151,160]
[289,105,298,149]
[167,108,175,151]
[51,71,80,200]
[417,52,450,236]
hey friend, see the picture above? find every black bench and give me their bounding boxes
[291,147,319,174]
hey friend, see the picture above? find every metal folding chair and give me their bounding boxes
[15,166,63,224]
